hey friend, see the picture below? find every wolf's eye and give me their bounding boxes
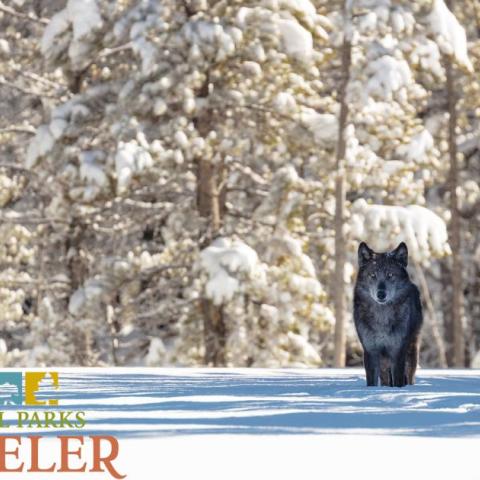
[370,273,376,279]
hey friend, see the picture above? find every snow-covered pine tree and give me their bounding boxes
[324,0,472,366]
[20,0,338,366]
[0,0,477,368]
[0,0,74,366]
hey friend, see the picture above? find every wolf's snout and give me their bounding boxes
[376,281,387,302]
[377,289,386,301]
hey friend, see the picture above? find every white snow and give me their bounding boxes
[242,60,262,77]
[235,7,252,28]
[358,11,377,32]
[26,96,99,169]
[397,128,435,161]
[49,118,69,140]
[41,9,70,56]
[67,0,103,41]
[366,55,412,99]
[285,332,321,364]
[3,368,479,480]
[79,151,108,187]
[182,20,239,65]
[67,287,86,316]
[5,368,479,436]
[145,338,166,366]
[277,19,313,61]
[301,109,338,146]
[273,92,297,114]
[25,125,55,168]
[200,238,262,306]
[68,278,105,316]
[153,98,167,116]
[428,0,473,72]
[391,9,405,33]
[71,103,91,120]
[381,160,407,175]
[0,38,10,56]
[410,39,444,78]
[473,351,480,368]
[279,0,332,39]
[351,199,450,260]
[174,131,189,149]
[279,0,316,18]
[288,273,321,296]
[132,36,157,75]
[233,8,317,62]
[115,140,153,193]
[41,0,103,70]
[0,338,7,356]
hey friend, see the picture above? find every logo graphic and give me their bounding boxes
[0,373,22,406]
[0,371,59,406]
[25,372,59,406]
[0,371,126,478]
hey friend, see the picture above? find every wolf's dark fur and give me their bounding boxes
[353,242,423,387]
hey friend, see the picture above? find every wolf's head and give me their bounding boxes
[356,242,410,305]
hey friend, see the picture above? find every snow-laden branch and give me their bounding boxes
[351,199,451,262]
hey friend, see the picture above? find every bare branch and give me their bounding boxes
[0,2,49,25]
[0,214,69,225]
[0,163,37,174]
[98,43,133,59]
[0,77,58,99]
[0,126,36,135]
[10,64,67,90]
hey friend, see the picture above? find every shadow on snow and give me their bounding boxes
[2,371,479,438]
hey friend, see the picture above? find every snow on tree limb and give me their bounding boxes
[428,0,473,72]
[41,0,103,71]
[351,199,451,261]
[199,238,263,306]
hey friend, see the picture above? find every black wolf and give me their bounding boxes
[353,242,423,387]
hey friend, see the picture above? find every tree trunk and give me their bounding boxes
[440,261,454,365]
[65,216,91,365]
[333,4,352,368]
[194,83,227,365]
[472,265,480,360]
[196,158,224,237]
[201,299,226,366]
[197,157,226,366]
[413,259,448,368]
[445,26,465,367]
[106,304,119,366]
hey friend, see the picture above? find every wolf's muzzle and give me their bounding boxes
[377,289,386,301]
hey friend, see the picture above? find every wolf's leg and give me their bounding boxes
[406,337,419,385]
[379,356,391,386]
[391,348,407,387]
[364,351,380,386]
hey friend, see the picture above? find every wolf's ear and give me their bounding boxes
[358,242,374,267]
[391,242,408,267]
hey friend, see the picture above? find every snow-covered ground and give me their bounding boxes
[2,368,479,479]
[20,367,477,437]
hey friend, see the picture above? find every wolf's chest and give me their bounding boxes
[359,305,410,351]
[362,326,399,351]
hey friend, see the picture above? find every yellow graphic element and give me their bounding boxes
[25,372,59,406]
